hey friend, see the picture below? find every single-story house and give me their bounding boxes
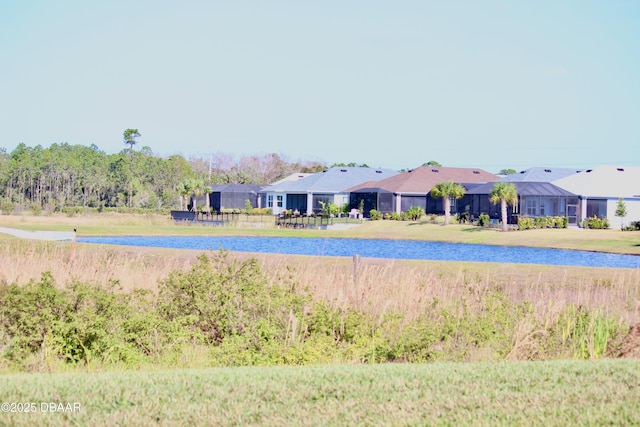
[347,166,498,217]
[460,167,582,224]
[260,166,399,215]
[552,165,640,227]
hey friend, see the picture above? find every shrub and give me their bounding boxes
[406,206,425,221]
[0,198,13,215]
[518,217,535,230]
[369,209,382,220]
[478,213,490,227]
[582,216,610,229]
[250,207,271,215]
[157,251,310,346]
[626,220,640,231]
[519,216,568,230]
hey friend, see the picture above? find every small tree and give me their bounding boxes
[615,198,627,230]
[430,181,466,225]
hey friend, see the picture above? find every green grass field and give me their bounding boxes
[1,359,639,426]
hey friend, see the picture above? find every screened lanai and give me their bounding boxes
[464,182,579,224]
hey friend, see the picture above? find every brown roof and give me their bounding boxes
[346,166,499,194]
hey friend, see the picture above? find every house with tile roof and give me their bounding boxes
[347,166,498,217]
[552,165,640,227]
[260,166,399,215]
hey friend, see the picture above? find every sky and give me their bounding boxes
[1,1,639,173]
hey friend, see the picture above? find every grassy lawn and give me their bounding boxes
[1,359,639,426]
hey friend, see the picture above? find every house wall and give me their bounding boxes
[266,192,286,215]
[606,198,640,228]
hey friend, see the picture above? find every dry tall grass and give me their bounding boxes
[2,238,639,330]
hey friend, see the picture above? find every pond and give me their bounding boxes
[76,236,640,268]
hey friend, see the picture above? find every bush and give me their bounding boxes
[625,220,640,231]
[478,213,490,227]
[406,206,425,221]
[582,216,610,229]
[0,198,13,215]
[369,209,382,220]
[518,216,568,230]
[518,217,535,230]
[158,251,310,346]
[250,207,272,215]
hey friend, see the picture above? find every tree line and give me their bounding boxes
[0,138,325,213]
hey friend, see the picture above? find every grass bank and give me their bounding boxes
[1,360,639,426]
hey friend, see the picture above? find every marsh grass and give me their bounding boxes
[2,238,639,366]
[2,239,639,324]
[2,213,640,369]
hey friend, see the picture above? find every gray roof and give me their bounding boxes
[210,184,262,193]
[466,182,576,197]
[262,166,399,193]
[500,167,581,182]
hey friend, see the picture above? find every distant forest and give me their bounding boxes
[0,142,326,213]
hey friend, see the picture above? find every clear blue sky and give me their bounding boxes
[1,1,639,172]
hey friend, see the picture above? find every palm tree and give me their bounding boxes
[190,178,206,212]
[489,182,518,232]
[203,184,212,213]
[178,179,193,211]
[430,181,466,225]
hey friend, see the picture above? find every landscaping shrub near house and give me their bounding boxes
[624,220,640,231]
[249,207,272,215]
[406,206,425,221]
[582,216,610,229]
[518,216,568,230]
[369,209,382,220]
[478,213,491,227]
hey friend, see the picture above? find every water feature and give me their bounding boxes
[76,236,640,268]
